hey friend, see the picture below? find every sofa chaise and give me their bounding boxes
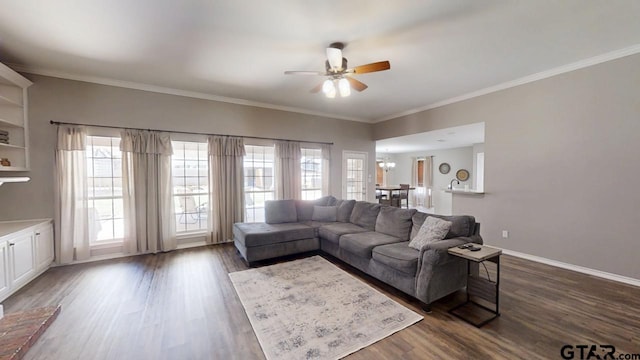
[233,196,482,311]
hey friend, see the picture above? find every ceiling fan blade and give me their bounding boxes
[326,47,343,71]
[352,61,391,74]
[310,83,323,93]
[346,77,368,92]
[284,71,324,75]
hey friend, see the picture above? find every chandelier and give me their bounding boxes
[378,160,396,172]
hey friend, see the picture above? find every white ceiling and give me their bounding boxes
[376,122,485,154]
[1,1,640,122]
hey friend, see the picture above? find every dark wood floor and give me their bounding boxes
[4,244,640,359]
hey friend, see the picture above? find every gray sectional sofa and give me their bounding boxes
[233,196,482,311]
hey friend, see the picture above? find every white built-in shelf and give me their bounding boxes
[0,118,23,128]
[0,143,26,150]
[0,95,21,107]
[0,167,29,172]
[0,177,29,186]
[0,62,32,172]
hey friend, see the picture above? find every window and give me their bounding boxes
[376,160,384,185]
[244,145,275,222]
[86,136,124,243]
[417,159,425,187]
[171,141,209,233]
[301,148,322,200]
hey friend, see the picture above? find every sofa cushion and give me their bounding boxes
[410,212,476,240]
[375,207,416,240]
[318,222,368,244]
[349,201,381,231]
[312,205,337,222]
[233,222,315,247]
[333,199,356,222]
[372,242,419,276]
[295,196,336,221]
[408,216,452,250]
[340,231,404,259]
[265,200,298,224]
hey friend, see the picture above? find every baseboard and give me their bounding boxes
[52,241,223,267]
[176,240,208,250]
[499,248,640,288]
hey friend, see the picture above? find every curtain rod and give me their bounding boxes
[49,120,334,145]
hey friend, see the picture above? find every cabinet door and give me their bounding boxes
[9,232,35,288]
[35,224,54,271]
[0,242,10,300]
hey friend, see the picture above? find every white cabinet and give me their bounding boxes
[0,62,32,171]
[0,219,53,302]
[35,223,54,271]
[8,230,35,288]
[0,242,10,300]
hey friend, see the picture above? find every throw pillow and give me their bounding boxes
[408,216,452,250]
[312,205,338,222]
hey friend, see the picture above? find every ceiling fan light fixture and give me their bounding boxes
[322,79,336,98]
[338,78,350,97]
[285,41,390,98]
[326,47,343,71]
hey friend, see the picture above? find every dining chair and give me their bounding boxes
[375,184,388,203]
[392,184,410,208]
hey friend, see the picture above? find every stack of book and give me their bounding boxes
[0,130,8,145]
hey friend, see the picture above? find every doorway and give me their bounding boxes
[342,151,368,201]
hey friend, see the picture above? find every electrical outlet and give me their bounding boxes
[502,230,509,239]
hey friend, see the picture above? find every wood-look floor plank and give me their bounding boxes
[3,244,640,359]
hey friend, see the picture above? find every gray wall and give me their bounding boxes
[373,53,640,280]
[0,75,375,220]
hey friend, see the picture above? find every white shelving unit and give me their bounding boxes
[0,62,33,171]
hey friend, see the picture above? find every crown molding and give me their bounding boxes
[374,43,640,123]
[7,64,368,123]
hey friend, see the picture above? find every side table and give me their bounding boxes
[448,244,502,327]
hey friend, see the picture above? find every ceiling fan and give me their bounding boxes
[284,42,391,98]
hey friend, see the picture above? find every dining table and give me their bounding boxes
[375,185,415,207]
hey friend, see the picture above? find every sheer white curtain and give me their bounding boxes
[424,156,433,208]
[410,157,421,207]
[410,156,434,208]
[207,136,245,244]
[121,130,176,254]
[321,144,331,196]
[54,126,91,264]
[275,141,301,200]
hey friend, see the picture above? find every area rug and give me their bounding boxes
[229,256,422,360]
[0,305,61,360]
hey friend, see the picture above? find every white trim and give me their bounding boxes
[0,62,32,88]
[7,63,367,123]
[499,248,640,288]
[8,43,640,125]
[176,240,208,249]
[375,43,640,123]
[342,150,368,201]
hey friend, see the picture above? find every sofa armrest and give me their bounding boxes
[416,237,468,275]
[413,236,471,304]
[419,237,472,253]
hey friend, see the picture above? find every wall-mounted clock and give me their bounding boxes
[438,162,450,174]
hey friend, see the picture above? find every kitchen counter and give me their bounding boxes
[445,189,485,195]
